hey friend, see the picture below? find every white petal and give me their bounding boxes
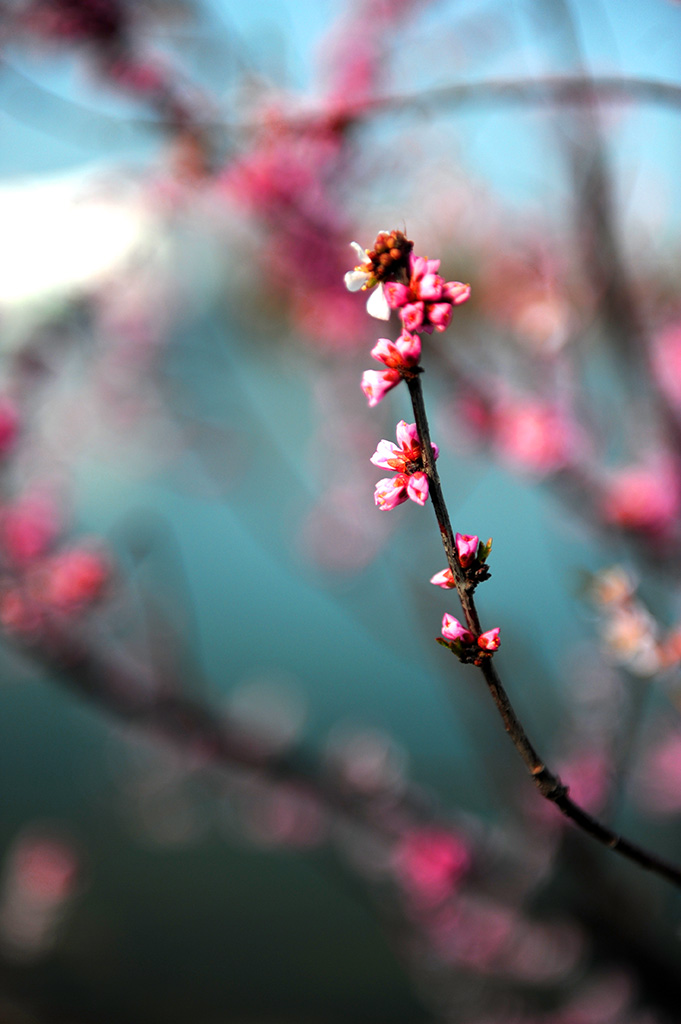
[345,269,369,292]
[350,241,366,262]
[366,283,391,321]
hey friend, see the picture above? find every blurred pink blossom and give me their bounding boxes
[34,548,109,609]
[651,320,681,409]
[601,462,680,535]
[633,731,681,815]
[494,400,577,476]
[0,494,60,567]
[0,398,19,457]
[392,827,470,907]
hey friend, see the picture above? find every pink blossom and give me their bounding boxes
[370,332,421,369]
[370,420,437,473]
[427,303,454,332]
[374,472,430,510]
[443,281,472,305]
[406,471,429,505]
[651,320,681,409]
[455,533,479,568]
[400,302,425,333]
[384,252,470,334]
[0,398,19,457]
[38,548,109,609]
[601,462,680,535]
[0,587,40,635]
[370,422,436,509]
[441,613,474,644]
[477,627,500,651]
[374,475,410,511]
[0,494,59,566]
[494,400,574,475]
[392,827,470,907]
[634,731,681,815]
[360,369,400,407]
[382,282,410,307]
[430,568,455,589]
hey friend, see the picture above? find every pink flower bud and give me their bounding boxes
[370,438,400,470]
[0,398,19,457]
[443,281,471,305]
[428,303,454,332]
[395,420,420,450]
[1,495,59,566]
[383,282,410,309]
[370,333,421,372]
[441,613,474,644]
[406,471,429,505]
[455,533,479,568]
[41,548,109,609]
[374,476,409,511]
[394,331,421,365]
[401,302,425,333]
[410,255,440,279]
[478,627,500,651]
[418,273,444,301]
[361,369,400,407]
[430,568,455,589]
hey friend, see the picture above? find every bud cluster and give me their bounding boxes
[345,231,499,661]
[431,534,493,591]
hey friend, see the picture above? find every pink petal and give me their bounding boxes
[374,476,409,511]
[370,438,400,469]
[394,332,421,365]
[418,274,444,301]
[478,627,500,651]
[360,369,400,407]
[384,282,410,309]
[370,338,399,366]
[428,303,453,332]
[407,471,429,505]
[455,533,479,568]
[443,281,471,305]
[401,302,425,333]
[395,420,420,450]
[441,613,474,644]
[430,568,456,589]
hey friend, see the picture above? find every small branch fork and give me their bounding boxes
[405,374,681,891]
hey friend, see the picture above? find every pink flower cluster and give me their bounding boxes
[384,255,471,335]
[431,534,482,587]
[346,239,470,408]
[371,420,437,510]
[361,332,421,408]
[0,493,109,637]
[440,614,500,653]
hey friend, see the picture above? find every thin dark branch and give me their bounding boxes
[406,373,681,892]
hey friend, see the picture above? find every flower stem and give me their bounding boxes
[406,373,681,891]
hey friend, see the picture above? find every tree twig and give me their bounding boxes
[406,373,681,891]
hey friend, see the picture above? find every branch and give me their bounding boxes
[406,373,681,892]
